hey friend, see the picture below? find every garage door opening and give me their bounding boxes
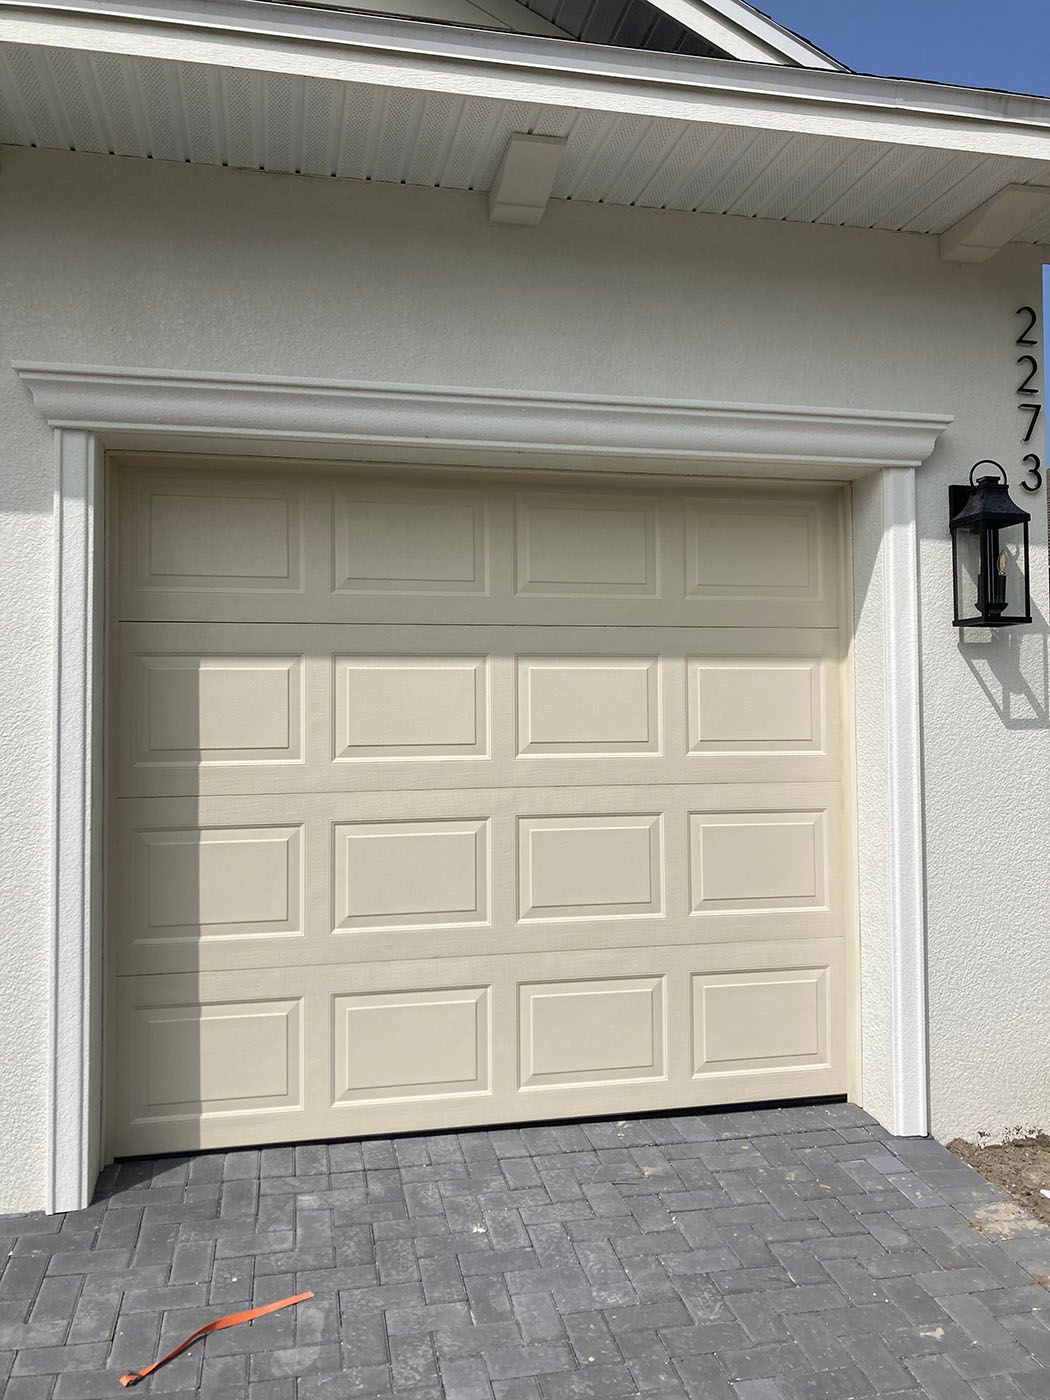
[104,455,856,1158]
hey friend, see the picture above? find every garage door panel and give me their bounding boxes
[517,655,661,756]
[333,818,491,932]
[107,462,853,1157]
[689,810,829,913]
[691,967,831,1077]
[517,814,665,922]
[514,490,661,599]
[113,459,841,629]
[332,985,492,1105]
[109,940,845,1155]
[518,975,666,1089]
[111,625,843,798]
[126,653,305,769]
[111,786,846,976]
[335,655,490,760]
[112,975,307,1153]
[115,468,309,610]
[332,481,493,600]
[129,823,305,943]
[684,495,830,604]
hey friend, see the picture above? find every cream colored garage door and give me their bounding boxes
[106,457,853,1157]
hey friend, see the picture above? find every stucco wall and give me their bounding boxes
[1,144,1047,1211]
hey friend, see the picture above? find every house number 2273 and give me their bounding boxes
[1016,304,1043,492]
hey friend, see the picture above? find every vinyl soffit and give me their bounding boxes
[3,7,1050,241]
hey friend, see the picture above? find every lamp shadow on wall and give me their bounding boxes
[956,610,1050,729]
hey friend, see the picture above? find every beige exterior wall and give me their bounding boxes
[0,143,1047,1212]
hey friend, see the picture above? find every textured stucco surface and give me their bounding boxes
[0,144,1047,1212]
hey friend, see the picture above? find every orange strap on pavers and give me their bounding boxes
[118,1291,313,1388]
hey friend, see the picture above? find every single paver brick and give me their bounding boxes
[767,1285,848,1316]
[441,1354,495,1399]
[484,1342,575,1380]
[561,1311,621,1366]
[386,1301,471,1335]
[512,1291,564,1342]
[603,1301,692,1333]
[673,1352,737,1399]
[12,1342,108,1376]
[733,1383,789,1400]
[538,1361,639,1398]
[778,1366,875,1399]
[65,1289,120,1346]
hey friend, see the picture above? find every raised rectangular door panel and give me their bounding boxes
[517,657,660,755]
[119,985,304,1124]
[518,815,663,921]
[691,968,831,1076]
[689,811,828,913]
[333,986,490,1104]
[333,819,490,931]
[688,657,827,754]
[132,825,303,944]
[129,654,303,767]
[106,460,853,1156]
[519,977,665,1088]
[683,493,839,626]
[147,494,296,585]
[332,485,489,595]
[116,467,306,610]
[336,656,488,759]
[515,493,659,597]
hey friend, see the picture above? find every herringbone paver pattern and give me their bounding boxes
[3,1104,1050,1398]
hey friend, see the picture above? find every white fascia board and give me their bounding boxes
[940,183,1050,262]
[641,0,843,70]
[688,0,843,68]
[4,0,1050,160]
[489,132,566,223]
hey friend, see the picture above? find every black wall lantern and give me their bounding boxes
[950,461,1032,627]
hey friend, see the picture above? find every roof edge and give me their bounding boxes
[651,0,844,70]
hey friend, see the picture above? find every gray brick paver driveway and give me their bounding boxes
[3,1103,1050,1399]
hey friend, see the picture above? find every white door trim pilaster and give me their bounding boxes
[881,465,930,1137]
[48,427,103,1214]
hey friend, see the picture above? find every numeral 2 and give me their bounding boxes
[1017,305,1039,346]
[1017,355,1040,394]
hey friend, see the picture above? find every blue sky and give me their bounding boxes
[757,0,1050,98]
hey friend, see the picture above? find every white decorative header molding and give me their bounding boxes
[14,363,952,475]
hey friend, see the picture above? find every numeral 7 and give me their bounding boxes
[1020,401,1042,443]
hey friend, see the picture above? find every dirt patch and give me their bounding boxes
[949,1134,1050,1229]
